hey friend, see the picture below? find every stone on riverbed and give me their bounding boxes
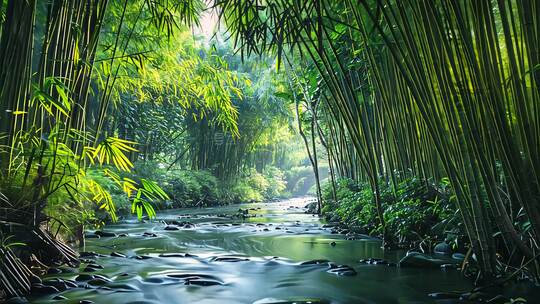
[327,265,357,276]
[47,267,62,274]
[31,283,59,295]
[134,255,152,260]
[79,251,105,258]
[43,278,70,291]
[300,259,330,266]
[452,253,466,262]
[211,256,250,262]
[142,231,158,237]
[159,253,188,258]
[185,279,224,286]
[87,278,110,286]
[164,225,180,231]
[399,252,449,268]
[434,242,452,255]
[94,230,117,237]
[75,274,95,281]
[83,265,102,272]
[110,251,127,258]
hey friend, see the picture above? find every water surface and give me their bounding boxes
[31,197,472,303]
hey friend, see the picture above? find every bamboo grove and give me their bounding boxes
[218,0,540,281]
[0,0,247,297]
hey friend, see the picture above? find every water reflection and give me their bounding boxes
[30,197,472,303]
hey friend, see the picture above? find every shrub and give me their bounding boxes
[321,176,460,245]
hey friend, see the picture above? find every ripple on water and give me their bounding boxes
[27,197,473,304]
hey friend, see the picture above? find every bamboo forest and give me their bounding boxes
[1,0,540,303]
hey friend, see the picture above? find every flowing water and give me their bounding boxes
[30,198,473,304]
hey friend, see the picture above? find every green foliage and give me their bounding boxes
[126,162,290,208]
[263,166,287,198]
[322,177,460,245]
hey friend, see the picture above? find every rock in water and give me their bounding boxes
[94,230,117,237]
[110,251,127,258]
[47,267,62,274]
[399,252,448,268]
[452,253,466,262]
[75,274,95,281]
[327,265,357,276]
[300,259,330,266]
[31,283,59,295]
[434,242,452,255]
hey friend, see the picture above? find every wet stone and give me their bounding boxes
[134,255,152,260]
[88,278,110,286]
[327,265,357,276]
[47,267,62,274]
[64,280,78,288]
[94,230,117,237]
[86,263,104,269]
[29,275,42,284]
[106,283,140,291]
[164,225,180,231]
[159,253,187,258]
[145,277,165,284]
[440,263,457,270]
[452,253,466,261]
[434,242,452,255]
[185,279,224,286]
[93,274,111,281]
[300,259,330,266]
[75,274,95,281]
[211,256,249,262]
[82,266,98,272]
[79,251,103,258]
[58,267,75,273]
[110,251,127,258]
[43,278,69,291]
[53,295,68,300]
[31,283,59,295]
[399,252,448,268]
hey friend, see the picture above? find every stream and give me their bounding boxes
[29,197,473,303]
